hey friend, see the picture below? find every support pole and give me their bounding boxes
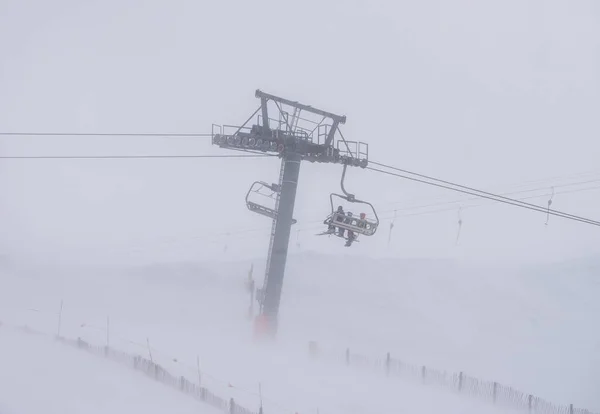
[261,152,301,333]
[146,338,153,362]
[197,355,202,386]
[57,300,63,338]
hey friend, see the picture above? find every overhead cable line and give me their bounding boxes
[0,132,212,137]
[269,171,600,221]
[366,165,600,227]
[0,154,271,159]
[85,183,600,258]
[369,161,600,224]
[168,184,600,245]
[355,168,600,221]
[380,176,600,215]
[370,161,598,222]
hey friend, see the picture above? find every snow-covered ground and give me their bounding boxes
[0,327,215,414]
[1,253,598,413]
[0,325,504,414]
[1,0,598,412]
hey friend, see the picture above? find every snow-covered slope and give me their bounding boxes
[278,252,600,407]
[0,327,215,414]
[1,252,598,413]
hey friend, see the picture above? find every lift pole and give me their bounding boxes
[211,90,369,335]
[261,153,301,331]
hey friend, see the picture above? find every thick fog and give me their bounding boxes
[1,1,599,413]
[1,0,598,265]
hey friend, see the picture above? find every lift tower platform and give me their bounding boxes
[212,90,369,335]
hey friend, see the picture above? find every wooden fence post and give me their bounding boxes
[197,355,202,387]
[229,398,235,414]
[528,395,533,413]
[385,352,391,376]
[57,300,63,338]
[345,348,350,365]
[421,366,426,384]
[493,382,498,404]
[308,341,318,359]
[146,338,153,362]
[458,372,463,392]
[569,404,574,414]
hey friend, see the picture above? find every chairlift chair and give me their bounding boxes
[245,181,297,224]
[321,164,379,240]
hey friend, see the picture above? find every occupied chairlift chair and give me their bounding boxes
[322,163,379,240]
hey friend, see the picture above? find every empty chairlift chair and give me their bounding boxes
[245,181,297,224]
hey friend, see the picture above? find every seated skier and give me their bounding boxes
[344,211,356,247]
[328,205,345,236]
[357,212,367,229]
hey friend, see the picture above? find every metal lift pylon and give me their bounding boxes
[212,90,370,336]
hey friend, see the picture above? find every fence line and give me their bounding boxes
[6,303,308,414]
[311,344,597,414]
[5,323,263,414]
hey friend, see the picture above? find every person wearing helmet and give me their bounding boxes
[335,205,345,237]
[357,212,367,229]
[345,211,356,247]
[327,205,345,235]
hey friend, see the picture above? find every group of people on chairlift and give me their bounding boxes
[327,205,366,247]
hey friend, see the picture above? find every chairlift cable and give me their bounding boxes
[0,154,271,160]
[369,160,598,225]
[0,132,213,137]
[380,176,600,215]
[211,184,600,243]
[110,183,600,254]
[366,166,600,227]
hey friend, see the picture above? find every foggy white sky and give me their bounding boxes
[0,0,599,265]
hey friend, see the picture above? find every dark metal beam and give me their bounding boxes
[256,90,346,125]
[324,120,339,147]
[261,98,270,130]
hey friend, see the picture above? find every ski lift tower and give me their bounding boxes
[211,90,369,335]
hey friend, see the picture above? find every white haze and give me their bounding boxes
[0,0,599,265]
[4,254,598,413]
[0,0,599,413]
[0,329,214,414]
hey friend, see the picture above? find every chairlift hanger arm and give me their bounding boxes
[340,163,355,200]
[329,163,380,235]
[364,199,379,225]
